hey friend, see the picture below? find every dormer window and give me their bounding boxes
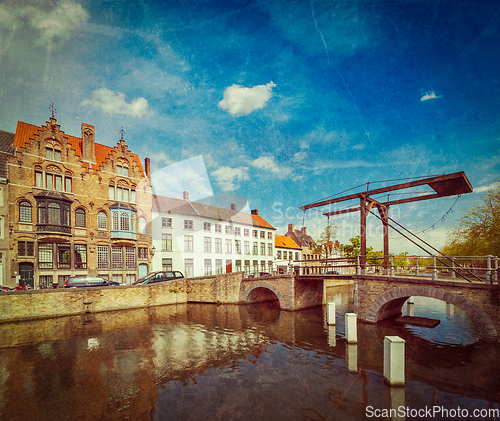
[117,165,128,177]
[46,147,61,161]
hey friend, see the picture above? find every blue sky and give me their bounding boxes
[1,0,499,254]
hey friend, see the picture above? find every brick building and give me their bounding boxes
[8,115,152,288]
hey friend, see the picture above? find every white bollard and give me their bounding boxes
[384,336,405,386]
[328,325,336,347]
[327,302,336,325]
[406,299,414,317]
[346,343,358,372]
[345,313,357,344]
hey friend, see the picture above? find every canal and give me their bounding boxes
[0,285,499,420]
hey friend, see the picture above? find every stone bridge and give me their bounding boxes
[354,274,500,342]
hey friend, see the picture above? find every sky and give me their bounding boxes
[1,0,499,255]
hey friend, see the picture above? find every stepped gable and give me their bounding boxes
[13,120,144,176]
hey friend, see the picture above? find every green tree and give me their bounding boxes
[312,223,339,259]
[445,181,500,257]
[341,235,373,258]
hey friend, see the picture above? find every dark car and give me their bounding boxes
[133,271,184,285]
[247,272,271,278]
[326,270,340,275]
[64,276,120,288]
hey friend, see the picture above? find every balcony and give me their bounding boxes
[111,230,136,240]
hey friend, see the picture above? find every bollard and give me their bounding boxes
[327,302,336,325]
[384,336,405,386]
[406,299,414,317]
[345,313,357,344]
[390,255,395,277]
[346,343,358,372]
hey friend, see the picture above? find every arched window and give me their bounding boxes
[97,211,107,230]
[112,212,119,230]
[138,217,147,234]
[75,208,86,228]
[19,201,32,222]
[48,203,60,225]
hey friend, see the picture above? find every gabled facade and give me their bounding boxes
[8,116,152,288]
[151,192,276,277]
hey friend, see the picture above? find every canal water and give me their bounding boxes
[0,285,499,420]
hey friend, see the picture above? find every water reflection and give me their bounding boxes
[0,287,498,421]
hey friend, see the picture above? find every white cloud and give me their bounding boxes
[474,182,499,194]
[251,156,292,178]
[420,91,441,101]
[81,88,151,117]
[0,0,89,49]
[218,82,276,116]
[211,166,249,192]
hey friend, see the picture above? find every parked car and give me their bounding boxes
[246,272,271,278]
[133,271,184,285]
[326,270,340,275]
[64,276,120,288]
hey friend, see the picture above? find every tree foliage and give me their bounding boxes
[312,223,339,259]
[445,181,500,257]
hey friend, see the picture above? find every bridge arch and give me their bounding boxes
[365,286,497,341]
[243,281,286,309]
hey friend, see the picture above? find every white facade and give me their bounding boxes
[151,195,276,278]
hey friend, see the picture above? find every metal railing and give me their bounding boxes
[291,255,499,284]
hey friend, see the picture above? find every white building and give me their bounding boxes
[274,234,302,275]
[151,192,276,277]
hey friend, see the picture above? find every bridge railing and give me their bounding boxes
[291,255,499,284]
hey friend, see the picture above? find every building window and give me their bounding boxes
[184,235,193,251]
[162,258,172,271]
[75,208,86,228]
[253,230,258,238]
[65,177,72,192]
[204,259,212,276]
[37,199,70,229]
[18,241,34,256]
[162,217,172,228]
[46,147,61,161]
[277,250,282,259]
[35,171,43,188]
[244,228,249,237]
[204,237,212,253]
[112,247,123,269]
[113,274,123,284]
[162,233,172,251]
[235,260,242,272]
[184,258,194,277]
[109,185,115,200]
[268,243,273,256]
[215,224,221,233]
[235,240,241,254]
[204,222,211,232]
[98,246,109,269]
[234,227,241,236]
[75,244,87,269]
[244,241,250,255]
[184,220,193,230]
[125,247,136,269]
[138,217,147,234]
[97,212,107,230]
[260,231,265,239]
[215,259,223,274]
[126,274,136,285]
[260,242,265,255]
[138,247,148,259]
[252,242,258,255]
[225,239,232,254]
[19,201,32,222]
[38,243,53,269]
[268,232,272,240]
[295,252,299,260]
[117,165,128,176]
[225,225,232,235]
[215,238,222,253]
[120,213,130,231]
[57,244,71,269]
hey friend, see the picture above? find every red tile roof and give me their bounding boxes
[13,120,144,176]
[275,235,301,249]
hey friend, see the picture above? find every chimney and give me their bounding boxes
[288,223,294,234]
[183,191,189,200]
[231,203,236,211]
[81,123,96,163]
[144,157,150,178]
[301,227,308,235]
[251,209,259,215]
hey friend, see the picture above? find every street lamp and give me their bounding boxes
[150,245,156,258]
